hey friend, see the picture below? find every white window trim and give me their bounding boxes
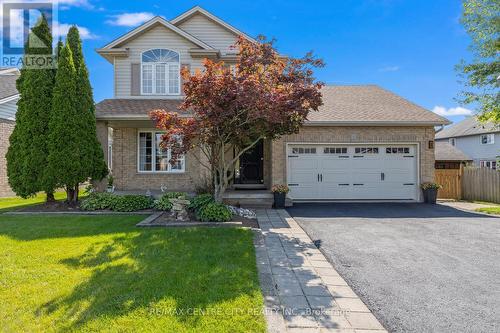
[480,134,494,145]
[480,160,497,170]
[137,130,185,173]
[140,49,181,96]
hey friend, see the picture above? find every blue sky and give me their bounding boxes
[34,0,478,125]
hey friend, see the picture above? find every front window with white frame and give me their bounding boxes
[480,133,494,145]
[141,49,180,95]
[138,131,185,172]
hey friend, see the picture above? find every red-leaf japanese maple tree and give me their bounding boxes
[150,36,324,201]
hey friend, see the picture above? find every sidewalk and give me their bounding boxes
[255,209,387,333]
[438,200,498,212]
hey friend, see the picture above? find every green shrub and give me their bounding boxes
[153,196,173,211]
[188,194,214,214]
[197,202,232,222]
[163,192,188,199]
[80,192,116,211]
[109,195,154,212]
[153,192,189,211]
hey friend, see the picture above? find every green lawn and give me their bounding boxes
[0,215,266,332]
[0,191,86,212]
[475,206,500,215]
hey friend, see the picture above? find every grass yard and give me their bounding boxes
[0,215,266,332]
[475,206,500,215]
[0,190,86,212]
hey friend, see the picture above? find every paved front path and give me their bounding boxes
[255,209,387,333]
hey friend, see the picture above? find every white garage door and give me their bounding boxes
[287,144,418,200]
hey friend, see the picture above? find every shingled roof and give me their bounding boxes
[0,68,19,100]
[434,141,472,161]
[435,116,500,139]
[307,85,449,125]
[95,85,450,125]
[95,99,185,119]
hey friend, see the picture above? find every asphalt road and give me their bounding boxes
[287,203,500,333]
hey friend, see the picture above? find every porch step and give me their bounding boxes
[222,190,274,208]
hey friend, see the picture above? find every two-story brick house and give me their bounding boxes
[95,6,449,203]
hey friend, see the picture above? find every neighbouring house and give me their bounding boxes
[434,141,472,169]
[95,5,449,203]
[0,67,19,197]
[436,116,500,170]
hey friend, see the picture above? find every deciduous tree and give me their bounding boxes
[151,36,324,201]
[458,0,500,122]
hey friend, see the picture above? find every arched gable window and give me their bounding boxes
[141,49,180,95]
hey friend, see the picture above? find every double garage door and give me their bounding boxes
[287,144,418,201]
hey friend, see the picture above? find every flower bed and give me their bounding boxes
[79,192,251,223]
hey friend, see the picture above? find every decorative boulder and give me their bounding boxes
[170,198,191,221]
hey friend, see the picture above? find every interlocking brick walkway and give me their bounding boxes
[255,209,387,333]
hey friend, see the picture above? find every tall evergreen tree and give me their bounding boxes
[67,26,108,201]
[47,43,81,202]
[55,37,63,60]
[6,15,56,200]
[67,27,83,71]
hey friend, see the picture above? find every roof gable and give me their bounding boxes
[171,6,256,44]
[99,16,214,51]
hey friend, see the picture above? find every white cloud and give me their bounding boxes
[106,12,155,27]
[57,0,94,9]
[0,7,25,46]
[432,106,473,116]
[378,65,400,72]
[53,22,98,40]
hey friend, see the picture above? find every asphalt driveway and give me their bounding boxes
[287,203,500,333]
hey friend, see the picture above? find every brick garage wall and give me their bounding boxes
[0,119,15,197]
[111,127,205,192]
[271,125,435,195]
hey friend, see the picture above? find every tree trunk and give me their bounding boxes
[46,192,55,203]
[74,183,79,202]
[66,187,74,203]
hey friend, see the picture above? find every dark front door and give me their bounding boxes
[235,140,264,184]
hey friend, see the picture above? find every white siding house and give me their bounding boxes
[436,117,500,170]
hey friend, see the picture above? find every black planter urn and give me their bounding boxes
[273,192,286,209]
[423,188,438,204]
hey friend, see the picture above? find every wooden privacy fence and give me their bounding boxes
[435,168,462,200]
[461,167,500,203]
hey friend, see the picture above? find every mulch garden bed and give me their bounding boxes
[11,202,153,214]
[18,201,82,212]
[10,203,260,228]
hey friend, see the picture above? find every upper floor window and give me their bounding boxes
[141,49,180,95]
[449,138,456,146]
[480,134,494,145]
